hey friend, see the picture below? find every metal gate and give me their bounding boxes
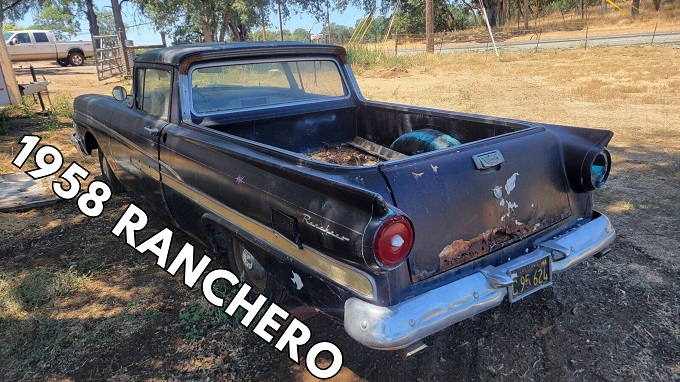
[92,35,126,81]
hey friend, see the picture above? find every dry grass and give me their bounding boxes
[359,46,680,144]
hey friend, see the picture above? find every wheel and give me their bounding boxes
[68,52,85,66]
[229,239,288,303]
[98,149,124,194]
[56,59,69,67]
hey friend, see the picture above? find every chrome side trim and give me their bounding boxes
[344,212,615,350]
[161,174,377,300]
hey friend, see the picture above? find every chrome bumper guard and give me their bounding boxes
[344,213,615,350]
[70,133,87,157]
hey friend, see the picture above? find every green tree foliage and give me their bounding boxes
[1,1,90,39]
[251,28,289,41]
[96,9,116,35]
[390,0,475,35]
[134,0,269,42]
[321,22,354,43]
[170,20,203,45]
[248,27,313,42]
[0,0,37,29]
[292,27,310,41]
[32,6,80,39]
[2,21,22,32]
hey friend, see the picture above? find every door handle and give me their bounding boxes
[144,126,160,137]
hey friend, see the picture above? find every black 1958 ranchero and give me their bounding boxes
[72,42,615,354]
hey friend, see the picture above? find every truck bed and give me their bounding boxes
[206,103,534,167]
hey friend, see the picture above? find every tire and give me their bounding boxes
[98,149,124,194]
[68,52,85,66]
[228,239,288,304]
[56,59,69,67]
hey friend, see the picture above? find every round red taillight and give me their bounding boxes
[373,216,414,268]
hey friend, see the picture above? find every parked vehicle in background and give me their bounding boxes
[3,30,94,66]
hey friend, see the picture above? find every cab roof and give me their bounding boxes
[135,42,348,73]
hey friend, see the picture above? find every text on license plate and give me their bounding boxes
[509,256,552,302]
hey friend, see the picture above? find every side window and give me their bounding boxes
[136,68,171,120]
[34,33,49,43]
[14,33,31,44]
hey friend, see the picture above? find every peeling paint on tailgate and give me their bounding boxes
[379,129,573,283]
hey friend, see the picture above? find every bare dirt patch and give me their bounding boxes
[1,43,679,381]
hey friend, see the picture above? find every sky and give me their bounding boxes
[17,0,366,45]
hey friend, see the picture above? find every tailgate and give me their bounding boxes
[379,129,571,282]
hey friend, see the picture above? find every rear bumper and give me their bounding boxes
[344,212,615,350]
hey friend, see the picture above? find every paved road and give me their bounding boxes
[397,31,680,55]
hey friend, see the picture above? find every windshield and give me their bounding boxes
[190,59,347,114]
[4,32,14,41]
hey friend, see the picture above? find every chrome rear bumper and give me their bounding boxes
[344,212,615,350]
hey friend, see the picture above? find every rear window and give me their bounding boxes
[34,33,49,43]
[190,59,347,114]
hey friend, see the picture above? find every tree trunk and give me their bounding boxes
[202,24,213,42]
[442,1,457,31]
[218,10,230,42]
[110,0,127,42]
[228,22,247,41]
[631,0,640,16]
[653,0,661,11]
[461,0,480,27]
[581,0,585,19]
[494,0,502,25]
[425,0,434,52]
[523,0,529,30]
[482,0,497,27]
[504,0,510,25]
[84,0,100,48]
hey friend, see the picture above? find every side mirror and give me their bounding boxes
[112,86,128,101]
[8,40,14,46]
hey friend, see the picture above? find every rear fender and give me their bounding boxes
[544,124,614,193]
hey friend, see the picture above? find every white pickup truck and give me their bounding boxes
[3,30,94,66]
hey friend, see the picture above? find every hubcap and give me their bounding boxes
[241,248,255,270]
[236,245,267,290]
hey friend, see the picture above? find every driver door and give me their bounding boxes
[7,32,34,59]
[108,66,171,212]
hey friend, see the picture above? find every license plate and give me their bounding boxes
[509,256,552,302]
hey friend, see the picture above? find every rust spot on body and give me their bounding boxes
[437,217,538,273]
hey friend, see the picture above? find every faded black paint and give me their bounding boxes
[73,43,613,309]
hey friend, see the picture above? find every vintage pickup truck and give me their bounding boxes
[4,30,94,66]
[72,42,615,354]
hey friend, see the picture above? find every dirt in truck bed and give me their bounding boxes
[308,144,383,166]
